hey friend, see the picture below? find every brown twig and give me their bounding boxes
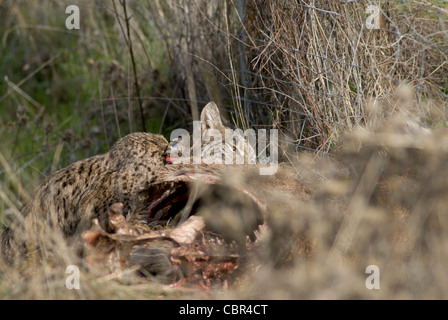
[113,0,147,132]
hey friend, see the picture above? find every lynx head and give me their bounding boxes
[200,102,256,165]
[166,102,256,165]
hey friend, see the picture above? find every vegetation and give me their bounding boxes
[0,0,447,299]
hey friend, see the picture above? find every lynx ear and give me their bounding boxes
[200,101,223,132]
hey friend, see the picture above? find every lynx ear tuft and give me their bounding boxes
[200,101,223,132]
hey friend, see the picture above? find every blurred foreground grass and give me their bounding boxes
[1,0,448,299]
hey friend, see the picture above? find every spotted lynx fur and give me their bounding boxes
[0,102,256,262]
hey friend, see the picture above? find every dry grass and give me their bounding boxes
[244,0,448,152]
[1,0,448,299]
[232,108,448,299]
[2,100,448,299]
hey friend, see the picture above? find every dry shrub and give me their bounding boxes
[244,0,448,152]
[230,97,448,299]
[1,0,448,300]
